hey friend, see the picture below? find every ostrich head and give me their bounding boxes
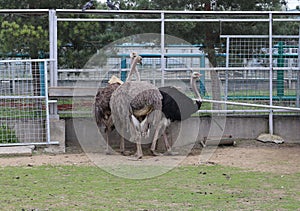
[191,72,202,79]
[108,75,123,85]
[130,52,143,65]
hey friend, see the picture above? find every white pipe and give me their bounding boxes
[161,12,165,87]
[166,19,269,22]
[0,142,59,147]
[44,62,51,144]
[269,13,273,135]
[220,35,300,39]
[201,99,300,112]
[0,96,45,99]
[57,18,162,22]
[0,59,54,63]
[54,9,300,16]
[197,109,298,113]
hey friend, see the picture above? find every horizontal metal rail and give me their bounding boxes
[0,59,55,63]
[220,35,300,39]
[0,142,59,147]
[55,9,300,16]
[0,9,48,14]
[201,99,300,112]
[197,109,298,113]
[0,96,46,100]
[57,18,162,22]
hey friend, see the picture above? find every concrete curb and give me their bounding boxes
[0,145,34,156]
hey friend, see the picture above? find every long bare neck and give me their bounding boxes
[190,76,202,101]
[126,57,141,82]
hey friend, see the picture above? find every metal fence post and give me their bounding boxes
[121,56,127,82]
[200,54,206,96]
[269,13,274,135]
[277,41,284,97]
[49,9,58,118]
[161,12,165,87]
[297,26,300,107]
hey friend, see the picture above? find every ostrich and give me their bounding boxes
[110,56,164,159]
[93,75,124,154]
[150,72,203,154]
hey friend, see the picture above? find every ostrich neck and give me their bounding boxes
[127,57,141,81]
[191,77,202,101]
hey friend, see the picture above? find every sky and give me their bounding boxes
[286,0,300,9]
[97,0,300,10]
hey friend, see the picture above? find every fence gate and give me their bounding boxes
[0,59,51,146]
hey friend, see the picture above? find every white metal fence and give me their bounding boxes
[1,9,300,140]
[0,59,52,146]
[48,10,300,136]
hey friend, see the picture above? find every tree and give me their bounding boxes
[0,0,286,68]
[0,20,48,58]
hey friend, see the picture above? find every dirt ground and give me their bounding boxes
[0,140,300,174]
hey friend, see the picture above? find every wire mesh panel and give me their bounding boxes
[0,59,50,145]
[219,35,300,114]
[55,44,203,117]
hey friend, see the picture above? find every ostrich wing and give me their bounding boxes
[110,81,162,138]
[93,83,120,128]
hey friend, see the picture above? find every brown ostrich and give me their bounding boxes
[110,55,164,159]
[93,75,124,154]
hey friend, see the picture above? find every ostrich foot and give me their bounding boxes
[105,149,115,155]
[105,145,117,155]
[127,154,143,161]
[150,150,163,156]
[121,150,131,156]
[164,150,179,156]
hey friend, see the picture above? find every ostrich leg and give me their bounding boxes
[120,136,125,154]
[150,118,170,155]
[136,134,143,159]
[105,130,111,154]
[162,132,172,153]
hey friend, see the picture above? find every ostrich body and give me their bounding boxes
[159,72,202,122]
[93,75,124,154]
[110,54,163,159]
[159,86,201,121]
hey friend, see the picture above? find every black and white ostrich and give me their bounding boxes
[150,72,203,154]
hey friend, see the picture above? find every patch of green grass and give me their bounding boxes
[0,164,299,210]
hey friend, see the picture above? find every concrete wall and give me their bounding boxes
[64,116,300,148]
[0,119,45,143]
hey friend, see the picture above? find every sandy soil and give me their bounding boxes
[0,140,299,174]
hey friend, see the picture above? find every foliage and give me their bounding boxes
[0,124,18,143]
[0,20,48,58]
[0,0,291,66]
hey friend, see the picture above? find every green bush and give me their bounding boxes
[0,124,18,143]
